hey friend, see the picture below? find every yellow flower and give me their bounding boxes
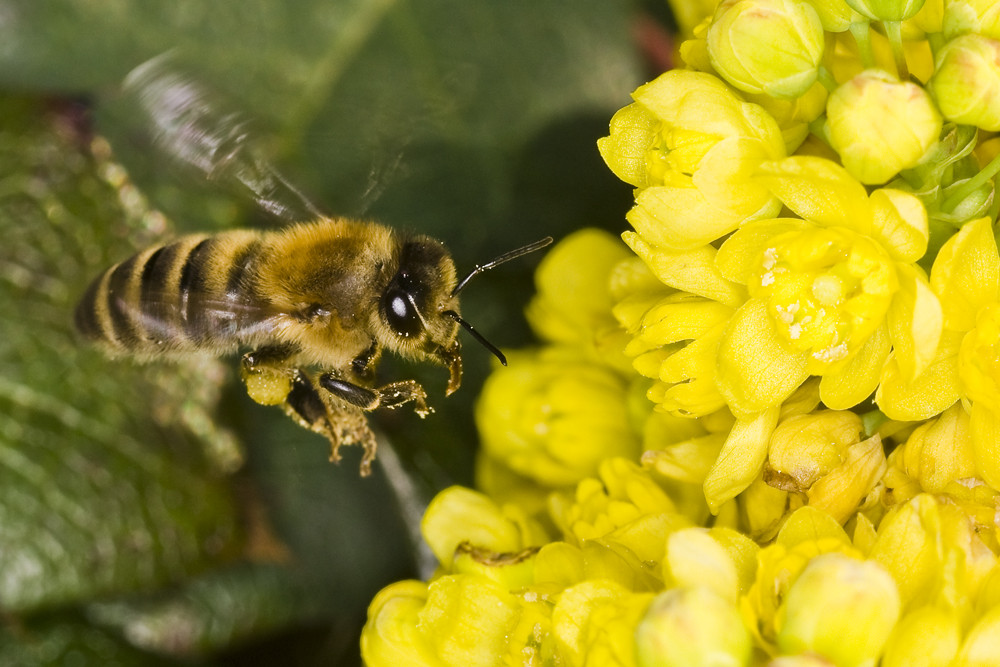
[662,526,759,603]
[598,70,785,250]
[420,486,548,571]
[893,403,977,494]
[475,347,639,487]
[708,0,826,98]
[869,494,996,613]
[361,575,559,666]
[526,228,634,362]
[715,156,939,416]
[882,218,1000,487]
[549,458,690,581]
[744,81,829,154]
[361,580,445,667]
[957,606,1000,666]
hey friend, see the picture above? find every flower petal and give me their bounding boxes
[930,217,1000,332]
[703,406,781,513]
[756,156,872,230]
[877,332,963,421]
[623,231,746,306]
[717,299,810,416]
[888,263,943,382]
[819,323,890,409]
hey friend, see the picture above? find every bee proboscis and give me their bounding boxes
[75,54,551,475]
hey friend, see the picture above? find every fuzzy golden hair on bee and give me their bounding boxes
[76,210,552,475]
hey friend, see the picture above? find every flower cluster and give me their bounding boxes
[362,0,1000,664]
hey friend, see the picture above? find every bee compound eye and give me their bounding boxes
[382,286,422,337]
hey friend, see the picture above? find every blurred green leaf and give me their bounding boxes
[0,96,243,613]
[86,563,313,657]
[0,613,185,667]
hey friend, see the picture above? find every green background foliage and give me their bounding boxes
[0,0,646,663]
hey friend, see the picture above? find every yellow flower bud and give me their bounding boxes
[745,81,829,153]
[552,580,653,667]
[526,229,633,351]
[882,606,961,667]
[827,70,942,184]
[929,34,1000,131]
[869,494,941,608]
[943,0,1000,40]
[421,486,546,570]
[767,410,865,490]
[476,347,639,487]
[778,504,854,547]
[900,403,976,493]
[767,410,887,523]
[776,553,901,667]
[419,574,525,665]
[845,0,924,20]
[805,0,866,31]
[551,458,688,568]
[956,605,1000,667]
[663,528,742,602]
[708,0,826,98]
[747,533,860,647]
[635,587,752,667]
[741,475,791,541]
[361,581,442,667]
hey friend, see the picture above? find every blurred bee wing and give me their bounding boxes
[122,52,324,223]
[113,288,285,350]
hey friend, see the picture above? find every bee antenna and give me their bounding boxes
[451,236,553,297]
[443,310,507,366]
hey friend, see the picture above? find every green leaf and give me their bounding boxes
[0,96,241,613]
[0,613,184,667]
[86,564,315,657]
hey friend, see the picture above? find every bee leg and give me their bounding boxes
[351,339,379,379]
[283,370,380,477]
[240,344,300,406]
[318,373,432,418]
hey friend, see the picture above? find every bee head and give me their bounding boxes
[376,235,553,395]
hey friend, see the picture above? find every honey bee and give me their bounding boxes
[75,54,551,475]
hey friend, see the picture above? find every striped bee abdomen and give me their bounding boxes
[74,230,265,355]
